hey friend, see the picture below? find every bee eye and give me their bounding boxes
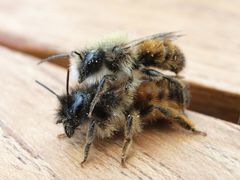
[112,46,120,53]
[111,46,124,60]
[71,51,83,60]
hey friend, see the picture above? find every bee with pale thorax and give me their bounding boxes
[36,69,206,167]
[39,32,186,118]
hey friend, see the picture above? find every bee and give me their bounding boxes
[36,69,206,167]
[39,32,186,118]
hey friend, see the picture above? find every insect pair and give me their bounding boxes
[37,32,206,167]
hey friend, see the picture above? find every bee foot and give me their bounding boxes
[80,160,86,168]
[193,130,207,136]
[121,159,127,168]
[57,133,67,139]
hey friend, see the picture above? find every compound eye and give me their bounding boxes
[111,46,124,60]
[84,49,104,73]
[71,51,83,60]
[112,46,121,53]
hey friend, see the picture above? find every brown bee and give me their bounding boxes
[36,68,206,167]
[39,32,185,117]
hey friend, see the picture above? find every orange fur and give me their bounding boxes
[134,78,186,124]
[139,40,166,63]
[136,39,185,74]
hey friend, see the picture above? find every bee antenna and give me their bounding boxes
[66,69,70,96]
[35,80,60,99]
[37,53,70,65]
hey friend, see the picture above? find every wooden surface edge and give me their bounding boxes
[188,82,240,123]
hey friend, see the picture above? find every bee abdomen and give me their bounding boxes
[135,40,185,74]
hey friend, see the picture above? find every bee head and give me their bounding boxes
[36,70,91,138]
[56,91,91,138]
[70,49,105,82]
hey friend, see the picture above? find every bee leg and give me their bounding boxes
[57,133,67,139]
[139,67,165,80]
[140,67,185,84]
[153,106,207,136]
[121,114,133,168]
[88,75,116,118]
[81,119,96,167]
[140,68,183,85]
[124,73,133,93]
[140,68,183,94]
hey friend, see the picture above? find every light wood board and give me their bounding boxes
[0,47,239,179]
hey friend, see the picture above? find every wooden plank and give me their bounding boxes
[0,47,240,179]
[188,82,240,124]
[0,0,239,123]
[0,121,58,179]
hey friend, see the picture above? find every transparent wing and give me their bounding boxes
[123,31,184,49]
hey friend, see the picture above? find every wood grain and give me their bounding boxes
[0,47,240,179]
[0,0,239,122]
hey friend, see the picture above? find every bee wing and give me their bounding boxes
[123,31,184,49]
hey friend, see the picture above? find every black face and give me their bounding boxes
[79,49,105,82]
[56,92,91,138]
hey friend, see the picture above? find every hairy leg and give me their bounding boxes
[81,120,96,166]
[140,67,165,81]
[121,114,133,167]
[151,105,206,136]
[88,75,116,118]
[88,73,134,118]
[121,112,141,167]
[124,73,134,93]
